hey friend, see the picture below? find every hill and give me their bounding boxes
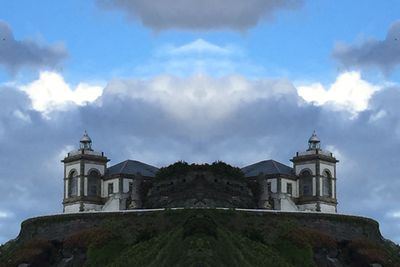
[1,209,400,266]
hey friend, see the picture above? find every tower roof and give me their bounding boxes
[308,131,320,143]
[241,160,294,177]
[106,160,159,177]
[80,131,92,143]
[79,131,93,151]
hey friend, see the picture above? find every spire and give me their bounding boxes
[308,130,321,150]
[79,130,93,150]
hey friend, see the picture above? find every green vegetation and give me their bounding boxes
[1,209,400,267]
[156,161,245,181]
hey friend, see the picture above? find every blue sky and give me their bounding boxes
[1,0,399,83]
[1,0,400,245]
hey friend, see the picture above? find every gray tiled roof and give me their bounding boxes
[106,160,159,177]
[241,160,294,177]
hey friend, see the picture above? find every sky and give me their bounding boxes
[0,0,400,245]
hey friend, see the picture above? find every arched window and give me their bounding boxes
[322,170,332,197]
[300,170,313,197]
[68,170,78,197]
[88,170,101,197]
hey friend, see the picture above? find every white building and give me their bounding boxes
[242,131,338,213]
[62,131,338,213]
[62,132,158,213]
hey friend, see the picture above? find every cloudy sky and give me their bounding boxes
[1,0,400,244]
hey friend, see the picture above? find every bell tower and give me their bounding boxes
[291,131,338,213]
[62,131,109,213]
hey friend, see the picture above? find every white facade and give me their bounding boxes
[267,178,277,193]
[63,131,338,214]
[281,178,298,197]
[85,163,105,175]
[295,163,316,175]
[102,179,119,197]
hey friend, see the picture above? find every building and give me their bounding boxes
[62,131,338,213]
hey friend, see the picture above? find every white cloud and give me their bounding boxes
[136,39,264,77]
[163,39,240,56]
[369,110,387,123]
[325,145,342,160]
[97,0,303,32]
[386,211,400,219]
[19,71,103,115]
[105,74,296,128]
[0,20,67,73]
[333,21,400,74]
[0,211,14,219]
[297,72,380,115]
[13,109,31,123]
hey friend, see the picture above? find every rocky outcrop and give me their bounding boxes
[17,210,381,243]
[1,209,399,267]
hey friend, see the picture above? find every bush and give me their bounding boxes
[347,239,390,265]
[63,227,114,250]
[13,239,57,267]
[287,227,336,250]
[156,161,245,181]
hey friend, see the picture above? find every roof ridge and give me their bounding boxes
[126,159,159,171]
[120,160,129,173]
[271,160,281,173]
[241,159,273,170]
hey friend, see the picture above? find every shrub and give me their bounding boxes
[63,227,114,250]
[287,227,336,250]
[13,238,56,266]
[156,161,245,181]
[347,239,389,265]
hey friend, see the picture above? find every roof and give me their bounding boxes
[80,131,92,143]
[241,160,294,177]
[309,131,320,143]
[106,160,159,177]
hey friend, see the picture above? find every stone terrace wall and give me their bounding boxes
[17,209,382,244]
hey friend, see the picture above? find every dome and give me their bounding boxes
[308,131,320,143]
[308,131,321,150]
[80,131,92,143]
[79,131,93,150]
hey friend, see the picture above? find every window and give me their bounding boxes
[68,171,78,197]
[88,170,100,197]
[287,183,292,196]
[108,183,114,195]
[300,170,313,197]
[128,182,133,192]
[322,171,332,197]
[303,185,310,196]
[267,182,272,193]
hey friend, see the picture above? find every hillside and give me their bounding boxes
[1,209,400,267]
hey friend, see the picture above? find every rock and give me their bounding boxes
[55,256,73,267]
[327,256,344,267]
[370,264,382,267]
[56,253,86,267]
[314,253,344,267]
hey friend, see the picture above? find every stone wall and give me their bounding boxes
[17,209,382,244]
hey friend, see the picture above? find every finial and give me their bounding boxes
[308,130,321,150]
[79,130,92,150]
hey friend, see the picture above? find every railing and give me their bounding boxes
[296,150,334,157]
[67,150,104,157]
